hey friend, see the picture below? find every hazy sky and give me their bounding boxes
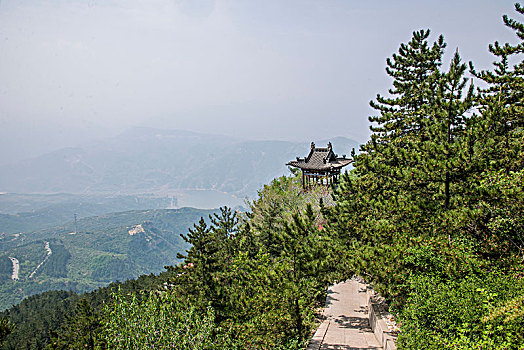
[0,0,519,162]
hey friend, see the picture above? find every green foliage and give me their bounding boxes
[175,216,218,307]
[361,29,475,217]
[326,4,524,349]
[47,299,102,350]
[327,30,478,303]
[0,317,12,345]
[0,290,79,350]
[246,175,331,258]
[101,289,218,350]
[368,29,446,142]
[0,258,11,282]
[465,169,524,264]
[225,251,299,348]
[0,267,176,349]
[219,202,331,348]
[398,272,524,349]
[280,205,330,341]
[173,207,239,317]
[163,179,334,349]
[471,3,524,173]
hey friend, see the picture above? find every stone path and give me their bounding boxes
[308,278,382,350]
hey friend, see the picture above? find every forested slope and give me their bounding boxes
[0,208,215,310]
[0,176,334,349]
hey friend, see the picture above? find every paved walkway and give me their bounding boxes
[309,278,382,350]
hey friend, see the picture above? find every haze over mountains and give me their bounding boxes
[1,127,359,202]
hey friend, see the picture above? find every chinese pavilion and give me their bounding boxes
[287,142,353,189]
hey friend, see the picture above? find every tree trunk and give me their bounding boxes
[444,172,450,209]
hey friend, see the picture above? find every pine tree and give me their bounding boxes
[207,207,239,320]
[362,30,475,213]
[174,207,239,319]
[424,50,475,210]
[176,217,216,306]
[471,3,524,172]
[367,29,445,145]
[281,204,327,341]
[209,206,238,259]
[357,29,447,221]
[247,175,304,258]
[327,30,477,302]
[465,3,524,260]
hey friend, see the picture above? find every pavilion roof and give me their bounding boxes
[286,142,353,171]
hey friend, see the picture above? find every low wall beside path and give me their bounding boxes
[367,287,398,350]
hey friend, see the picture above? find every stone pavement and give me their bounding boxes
[308,278,382,350]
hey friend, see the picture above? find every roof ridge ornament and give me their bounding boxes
[311,142,315,149]
[327,142,332,150]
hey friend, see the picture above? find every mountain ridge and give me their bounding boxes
[0,128,359,197]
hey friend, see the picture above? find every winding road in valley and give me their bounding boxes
[28,241,52,279]
[8,257,19,281]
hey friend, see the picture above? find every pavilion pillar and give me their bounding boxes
[307,174,310,189]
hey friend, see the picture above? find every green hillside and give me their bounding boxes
[0,208,215,310]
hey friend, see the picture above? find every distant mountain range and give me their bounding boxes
[0,128,359,198]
